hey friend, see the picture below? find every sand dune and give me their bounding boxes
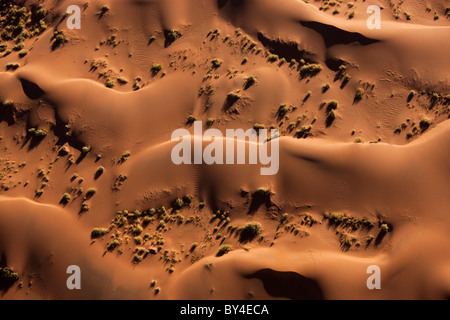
[0,0,449,300]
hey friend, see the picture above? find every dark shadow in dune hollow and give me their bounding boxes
[245,268,324,300]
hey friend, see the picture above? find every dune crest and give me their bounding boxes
[0,0,449,300]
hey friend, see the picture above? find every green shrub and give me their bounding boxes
[187,115,197,124]
[106,239,120,251]
[327,110,336,121]
[119,151,131,162]
[278,104,289,117]
[328,100,338,110]
[134,236,143,245]
[211,59,222,68]
[246,75,256,86]
[91,227,108,239]
[253,123,265,131]
[419,118,431,131]
[61,193,71,203]
[86,188,97,198]
[267,54,279,62]
[227,92,241,103]
[216,244,232,257]
[166,30,182,42]
[29,128,48,137]
[354,88,364,101]
[151,64,162,75]
[105,79,115,88]
[190,242,199,251]
[18,49,28,57]
[80,201,89,212]
[0,267,20,289]
[13,42,24,51]
[6,62,20,70]
[53,31,67,48]
[117,77,128,85]
[304,91,311,100]
[174,198,184,209]
[101,6,110,14]
[183,195,193,205]
[239,222,261,243]
[132,254,143,264]
[300,63,322,77]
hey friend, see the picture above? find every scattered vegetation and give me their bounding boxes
[328,100,338,110]
[165,29,182,46]
[225,92,241,108]
[52,31,67,49]
[278,104,289,118]
[6,62,20,70]
[95,166,104,179]
[91,227,108,239]
[105,79,115,88]
[119,151,131,163]
[326,109,336,126]
[354,88,364,102]
[211,59,222,68]
[253,123,265,131]
[190,242,199,252]
[238,222,261,243]
[0,267,19,290]
[407,90,415,102]
[28,128,48,138]
[419,118,431,131]
[18,49,28,57]
[85,188,97,200]
[267,54,279,62]
[151,64,162,75]
[61,193,71,204]
[82,146,91,154]
[186,115,197,124]
[300,63,322,77]
[216,244,232,257]
[245,75,256,88]
[117,77,128,85]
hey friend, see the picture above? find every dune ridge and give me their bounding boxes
[0,0,449,299]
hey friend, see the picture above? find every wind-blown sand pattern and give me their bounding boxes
[0,0,449,299]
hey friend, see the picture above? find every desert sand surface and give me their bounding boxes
[0,0,449,300]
